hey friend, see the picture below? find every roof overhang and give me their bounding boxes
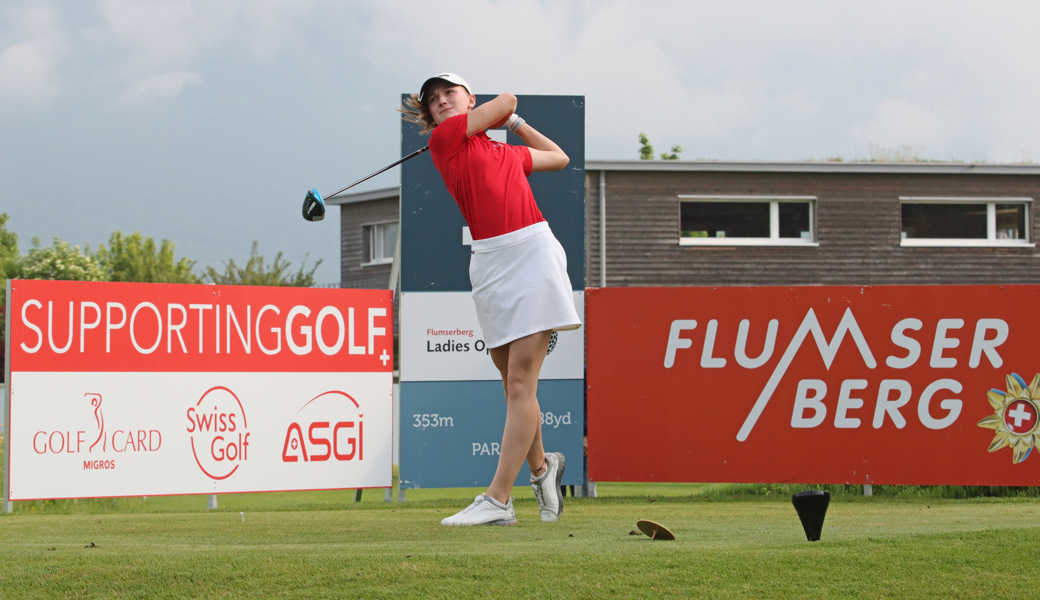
[325,161,1040,206]
[585,160,1040,176]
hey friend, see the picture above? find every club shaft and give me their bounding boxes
[323,146,429,201]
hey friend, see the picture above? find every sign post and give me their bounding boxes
[398,95,586,493]
[3,282,10,512]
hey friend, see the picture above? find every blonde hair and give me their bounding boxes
[399,93,436,135]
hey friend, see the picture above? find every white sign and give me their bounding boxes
[9,372,391,499]
[400,291,585,382]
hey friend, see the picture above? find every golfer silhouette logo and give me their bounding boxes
[87,393,106,452]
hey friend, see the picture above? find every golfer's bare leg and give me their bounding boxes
[490,346,548,479]
[486,331,552,504]
[527,414,546,476]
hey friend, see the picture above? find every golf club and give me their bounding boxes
[302,146,430,222]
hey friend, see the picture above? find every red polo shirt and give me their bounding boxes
[429,113,543,241]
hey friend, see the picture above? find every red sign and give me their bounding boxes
[586,286,1040,486]
[9,280,393,373]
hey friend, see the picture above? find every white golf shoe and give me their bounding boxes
[440,493,518,526]
[531,451,566,522]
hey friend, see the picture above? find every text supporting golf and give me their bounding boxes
[9,280,393,372]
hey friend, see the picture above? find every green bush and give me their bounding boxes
[205,240,321,287]
[93,231,199,284]
[20,236,106,282]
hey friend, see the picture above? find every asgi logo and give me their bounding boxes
[186,386,250,480]
[282,391,364,463]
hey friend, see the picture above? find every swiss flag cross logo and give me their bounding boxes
[1004,400,1038,434]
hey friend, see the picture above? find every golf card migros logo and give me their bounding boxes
[281,391,364,463]
[978,373,1040,464]
[31,393,162,471]
[187,386,250,480]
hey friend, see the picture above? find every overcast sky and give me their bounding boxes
[2,0,1037,283]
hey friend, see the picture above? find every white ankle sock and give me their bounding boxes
[485,494,510,509]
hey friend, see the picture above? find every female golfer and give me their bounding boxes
[402,73,581,526]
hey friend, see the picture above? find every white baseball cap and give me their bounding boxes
[419,73,473,102]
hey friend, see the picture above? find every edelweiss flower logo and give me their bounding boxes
[977,373,1040,464]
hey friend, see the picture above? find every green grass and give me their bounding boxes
[4,451,1039,598]
[0,467,711,515]
[2,490,1039,599]
[701,482,1040,499]
[7,479,1030,517]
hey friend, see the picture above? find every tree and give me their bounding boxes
[20,236,106,282]
[0,213,19,281]
[638,133,655,160]
[638,133,683,160]
[93,231,199,284]
[660,144,683,160]
[205,241,322,287]
[0,214,18,381]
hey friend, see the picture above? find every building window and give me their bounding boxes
[678,196,817,246]
[363,221,398,265]
[900,197,1032,247]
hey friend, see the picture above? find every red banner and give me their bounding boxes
[8,280,393,373]
[586,286,1040,486]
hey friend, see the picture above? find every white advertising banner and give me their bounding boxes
[400,291,585,382]
[4,280,394,501]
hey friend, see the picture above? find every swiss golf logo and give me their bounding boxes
[282,391,364,463]
[978,373,1040,464]
[187,386,251,480]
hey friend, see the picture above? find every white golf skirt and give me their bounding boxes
[469,221,582,349]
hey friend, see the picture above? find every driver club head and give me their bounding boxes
[302,188,326,222]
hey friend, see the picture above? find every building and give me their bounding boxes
[327,186,402,290]
[328,161,1040,290]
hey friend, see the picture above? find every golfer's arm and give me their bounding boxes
[467,94,517,136]
[518,124,569,172]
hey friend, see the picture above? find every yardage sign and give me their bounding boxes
[3,280,393,501]
[587,285,1040,486]
[397,95,585,490]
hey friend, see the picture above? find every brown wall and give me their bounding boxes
[339,196,401,333]
[585,170,1040,287]
[339,196,399,288]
